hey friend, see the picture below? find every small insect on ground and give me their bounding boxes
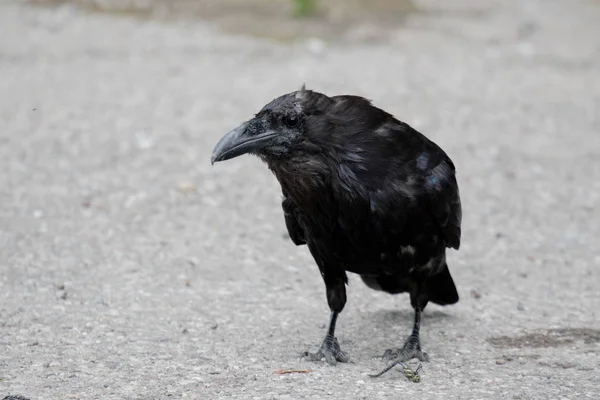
[369,362,423,382]
[402,363,423,383]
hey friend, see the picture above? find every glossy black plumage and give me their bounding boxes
[211,87,462,375]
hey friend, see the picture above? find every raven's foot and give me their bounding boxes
[381,340,429,363]
[369,335,428,378]
[302,336,349,366]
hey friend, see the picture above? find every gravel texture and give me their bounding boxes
[1,0,600,399]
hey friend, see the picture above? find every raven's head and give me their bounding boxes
[211,85,334,164]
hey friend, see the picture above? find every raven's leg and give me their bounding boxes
[302,279,349,365]
[382,306,429,362]
[370,290,429,377]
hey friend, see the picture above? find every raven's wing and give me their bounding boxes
[282,192,307,246]
[338,123,462,252]
[424,157,462,250]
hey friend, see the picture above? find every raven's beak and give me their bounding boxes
[211,122,278,164]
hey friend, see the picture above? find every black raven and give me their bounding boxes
[211,86,461,376]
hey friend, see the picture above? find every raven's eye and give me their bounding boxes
[284,115,299,128]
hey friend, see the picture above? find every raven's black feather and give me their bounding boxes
[268,91,461,285]
[282,190,307,246]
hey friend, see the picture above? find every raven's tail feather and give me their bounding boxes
[428,263,459,305]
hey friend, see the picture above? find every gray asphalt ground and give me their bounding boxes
[2,0,600,399]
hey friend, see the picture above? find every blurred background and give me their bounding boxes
[2,0,599,399]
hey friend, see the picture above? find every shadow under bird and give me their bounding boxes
[211,86,462,377]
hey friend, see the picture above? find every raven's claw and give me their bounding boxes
[369,336,428,378]
[302,337,349,365]
[381,345,429,363]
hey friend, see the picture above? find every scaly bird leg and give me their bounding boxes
[302,311,349,365]
[370,306,429,377]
